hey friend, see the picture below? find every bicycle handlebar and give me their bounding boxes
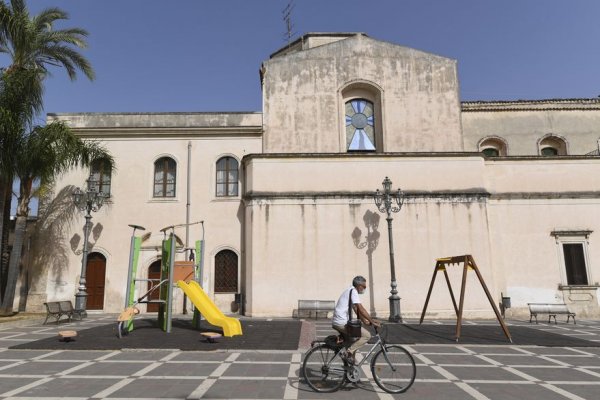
[373,322,384,335]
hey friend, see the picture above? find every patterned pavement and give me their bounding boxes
[0,315,599,399]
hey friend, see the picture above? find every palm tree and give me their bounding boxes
[0,68,41,298]
[0,121,112,315]
[0,0,94,79]
[0,0,95,310]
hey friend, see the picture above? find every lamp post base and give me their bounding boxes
[74,292,88,319]
[388,295,402,323]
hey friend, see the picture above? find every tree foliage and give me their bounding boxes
[0,0,94,80]
[0,0,103,314]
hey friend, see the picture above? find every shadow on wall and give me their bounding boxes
[351,210,380,316]
[27,185,88,309]
[69,222,103,255]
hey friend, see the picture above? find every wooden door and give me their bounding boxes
[86,253,106,310]
[147,260,161,312]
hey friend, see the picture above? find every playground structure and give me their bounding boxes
[178,280,242,337]
[419,255,512,343]
[117,222,242,338]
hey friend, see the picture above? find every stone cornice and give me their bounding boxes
[243,190,489,201]
[242,152,482,165]
[243,190,600,201]
[491,192,600,200]
[242,152,600,165]
[462,98,600,112]
[69,126,263,139]
[483,155,600,161]
[551,230,593,238]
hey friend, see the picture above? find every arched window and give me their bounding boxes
[341,81,383,153]
[216,157,238,197]
[89,159,112,196]
[154,157,176,197]
[214,250,238,293]
[539,135,567,156]
[345,98,376,151]
[482,148,499,157]
[478,137,508,157]
[541,147,559,156]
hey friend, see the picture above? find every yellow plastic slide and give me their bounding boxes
[177,280,243,337]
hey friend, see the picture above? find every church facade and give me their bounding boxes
[24,33,600,319]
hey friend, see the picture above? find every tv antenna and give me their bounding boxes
[282,0,296,46]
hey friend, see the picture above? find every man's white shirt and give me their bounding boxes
[332,286,361,326]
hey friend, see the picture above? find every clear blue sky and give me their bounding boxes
[2,0,600,123]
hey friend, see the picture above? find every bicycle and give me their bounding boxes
[302,324,416,394]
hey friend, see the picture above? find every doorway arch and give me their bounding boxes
[86,252,106,310]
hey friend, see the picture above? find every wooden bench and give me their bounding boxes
[43,301,83,325]
[297,300,335,319]
[528,303,576,324]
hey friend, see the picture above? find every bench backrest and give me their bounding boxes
[44,302,61,313]
[298,300,335,310]
[59,301,74,313]
[528,303,570,313]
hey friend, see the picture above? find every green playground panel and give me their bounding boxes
[126,236,142,331]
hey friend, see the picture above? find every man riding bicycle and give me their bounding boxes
[332,275,381,364]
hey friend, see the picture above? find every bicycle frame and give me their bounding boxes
[342,329,400,375]
[344,333,385,368]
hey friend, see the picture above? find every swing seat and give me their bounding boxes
[201,332,222,343]
[58,330,77,342]
[117,307,140,322]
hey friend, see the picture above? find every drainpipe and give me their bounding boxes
[186,141,191,250]
[183,141,192,314]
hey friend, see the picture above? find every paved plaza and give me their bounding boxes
[0,315,599,399]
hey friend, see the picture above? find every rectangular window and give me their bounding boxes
[215,157,239,197]
[563,243,588,285]
[552,230,593,287]
[153,157,176,198]
[89,159,112,196]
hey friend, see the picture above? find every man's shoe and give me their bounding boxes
[345,351,356,365]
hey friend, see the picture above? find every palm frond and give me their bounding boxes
[15,122,113,185]
[41,43,94,80]
[10,0,27,15]
[32,7,68,32]
[43,28,89,46]
[1,0,94,80]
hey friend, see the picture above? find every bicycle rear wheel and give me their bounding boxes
[371,345,416,393]
[302,343,347,393]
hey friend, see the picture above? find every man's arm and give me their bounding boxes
[353,303,380,327]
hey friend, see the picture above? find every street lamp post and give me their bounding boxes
[374,176,405,323]
[72,180,106,316]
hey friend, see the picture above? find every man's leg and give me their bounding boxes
[332,324,347,340]
[331,324,345,344]
[348,327,371,353]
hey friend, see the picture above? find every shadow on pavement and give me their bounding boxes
[11,318,302,351]
[382,323,600,346]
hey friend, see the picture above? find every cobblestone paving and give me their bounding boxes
[0,315,599,399]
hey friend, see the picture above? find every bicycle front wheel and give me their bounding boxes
[302,344,347,393]
[371,345,416,394]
